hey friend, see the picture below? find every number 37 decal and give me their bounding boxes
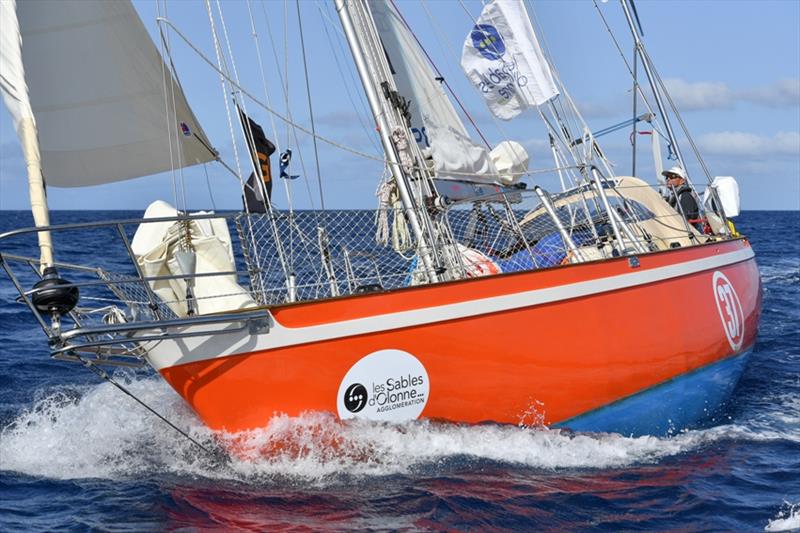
[713,271,745,352]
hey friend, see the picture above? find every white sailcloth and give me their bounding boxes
[460,0,559,120]
[0,0,31,129]
[12,0,214,187]
[0,0,52,266]
[369,0,497,183]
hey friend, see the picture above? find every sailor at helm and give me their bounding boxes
[662,166,701,230]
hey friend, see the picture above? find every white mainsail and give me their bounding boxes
[369,0,497,183]
[11,0,215,187]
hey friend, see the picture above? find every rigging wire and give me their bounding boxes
[296,0,326,211]
[322,1,384,153]
[318,3,383,155]
[202,163,217,211]
[245,0,299,270]
[156,16,571,182]
[450,0,582,180]
[523,1,588,173]
[212,0,291,285]
[155,0,180,210]
[259,0,317,211]
[590,0,666,141]
[428,0,523,159]
[390,0,491,149]
[594,0,719,235]
[202,0,264,286]
[644,45,716,184]
[214,0,272,210]
[521,0,648,236]
[159,0,189,213]
[523,0,614,177]
[245,0,294,212]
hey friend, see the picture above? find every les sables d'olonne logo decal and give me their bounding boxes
[712,271,745,352]
[470,24,505,61]
[337,349,430,422]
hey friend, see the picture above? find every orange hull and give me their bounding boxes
[151,238,761,435]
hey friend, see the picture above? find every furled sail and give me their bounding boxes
[12,0,215,187]
[0,0,52,266]
[369,0,497,183]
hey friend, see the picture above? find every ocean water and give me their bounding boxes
[0,210,798,532]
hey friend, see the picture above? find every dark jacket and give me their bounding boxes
[668,184,700,220]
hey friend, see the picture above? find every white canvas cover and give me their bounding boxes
[370,0,497,183]
[460,0,559,120]
[132,201,255,317]
[703,176,741,218]
[14,0,214,187]
[489,140,529,185]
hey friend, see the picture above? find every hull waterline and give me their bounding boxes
[147,238,762,436]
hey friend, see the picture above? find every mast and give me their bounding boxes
[335,0,440,282]
[620,0,687,179]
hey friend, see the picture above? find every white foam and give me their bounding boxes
[759,259,800,284]
[766,502,800,532]
[0,377,796,484]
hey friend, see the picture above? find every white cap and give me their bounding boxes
[662,166,687,180]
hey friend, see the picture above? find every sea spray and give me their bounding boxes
[766,502,800,532]
[1,376,795,485]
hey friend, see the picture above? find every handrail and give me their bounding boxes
[57,308,270,342]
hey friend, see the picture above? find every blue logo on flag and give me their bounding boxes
[471,24,505,61]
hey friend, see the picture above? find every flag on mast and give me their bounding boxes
[460,0,559,120]
[238,108,276,213]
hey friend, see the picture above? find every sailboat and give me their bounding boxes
[0,0,761,440]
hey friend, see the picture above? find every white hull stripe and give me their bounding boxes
[149,246,755,370]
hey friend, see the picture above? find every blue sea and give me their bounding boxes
[0,210,798,532]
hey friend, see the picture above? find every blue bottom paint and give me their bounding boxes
[557,349,752,436]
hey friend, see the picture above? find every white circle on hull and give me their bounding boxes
[712,270,745,352]
[337,349,429,422]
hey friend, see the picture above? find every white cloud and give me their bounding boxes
[697,131,800,156]
[581,78,800,114]
[316,110,364,129]
[574,99,620,119]
[662,78,734,110]
[738,78,800,107]
[519,138,552,158]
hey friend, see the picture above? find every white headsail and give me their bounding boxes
[1,0,52,266]
[460,0,559,120]
[369,0,497,183]
[11,0,215,187]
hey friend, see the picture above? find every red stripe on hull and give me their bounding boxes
[158,239,761,433]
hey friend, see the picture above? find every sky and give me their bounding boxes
[1,0,798,211]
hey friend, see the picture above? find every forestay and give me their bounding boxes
[370,0,497,183]
[14,0,214,187]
